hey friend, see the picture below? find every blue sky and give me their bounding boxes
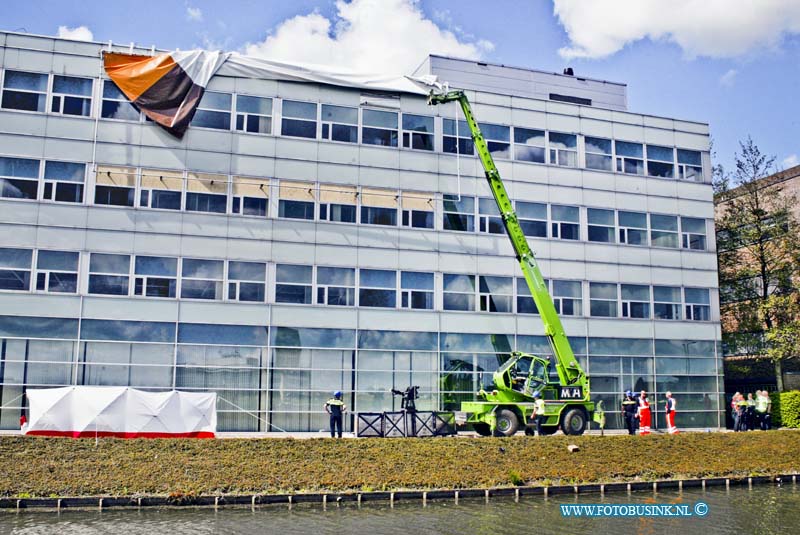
[3,0,799,175]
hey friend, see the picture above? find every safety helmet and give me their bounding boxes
[334,391,342,398]
[625,390,632,397]
[532,391,541,398]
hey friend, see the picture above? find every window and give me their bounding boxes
[479,275,512,313]
[681,217,707,250]
[94,165,135,207]
[361,187,397,226]
[678,149,703,181]
[650,214,679,248]
[443,194,475,232]
[618,211,648,245]
[482,123,511,158]
[362,109,398,147]
[590,282,618,317]
[50,75,92,116]
[646,145,675,178]
[0,156,39,200]
[139,168,183,210]
[553,280,582,316]
[281,100,317,138]
[685,288,710,321]
[186,172,227,214]
[515,277,540,314]
[402,114,434,150]
[359,269,397,308]
[1,70,47,112]
[621,284,650,319]
[478,197,503,234]
[548,132,577,167]
[191,91,231,130]
[317,267,355,306]
[585,136,613,171]
[228,261,266,302]
[232,176,268,217]
[517,201,547,238]
[235,95,272,134]
[275,264,313,304]
[615,141,644,175]
[443,274,475,311]
[35,250,78,293]
[88,253,130,296]
[401,191,434,229]
[133,256,177,298]
[443,119,473,155]
[0,248,32,291]
[279,180,315,220]
[551,204,580,240]
[653,286,682,320]
[514,128,546,163]
[321,104,358,143]
[101,80,140,121]
[43,161,85,203]
[181,258,224,300]
[587,208,615,243]
[401,271,433,309]
[319,185,357,223]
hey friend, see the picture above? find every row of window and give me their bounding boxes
[0,248,713,320]
[0,157,710,251]
[0,69,706,181]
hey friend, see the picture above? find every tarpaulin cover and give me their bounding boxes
[104,49,438,138]
[23,386,216,439]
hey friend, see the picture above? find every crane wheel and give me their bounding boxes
[561,408,587,436]
[493,409,519,437]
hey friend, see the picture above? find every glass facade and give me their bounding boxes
[0,315,723,432]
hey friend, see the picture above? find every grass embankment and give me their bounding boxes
[1,432,799,498]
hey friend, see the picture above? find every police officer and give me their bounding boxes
[324,391,347,438]
[621,390,637,435]
[531,391,546,436]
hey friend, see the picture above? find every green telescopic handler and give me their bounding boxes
[428,89,600,437]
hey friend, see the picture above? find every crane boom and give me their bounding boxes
[429,90,585,387]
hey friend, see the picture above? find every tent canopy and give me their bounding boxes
[24,386,216,439]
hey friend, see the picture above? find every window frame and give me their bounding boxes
[516,201,548,238]
[234,94,273,135]
[133,255,178,299]
[587,208,616,243]
[478,275,513,313]
[320,103,358,144]
[50,74,93,117]
[42,160,86,204]
[649,213,679,249]
[358,268,398,309]
[319,184,357,224]
[621,284,651,319]
[615,140,645,176]
[34,250,79,294]
[442,118,474,155]
[681,217,707,250]
[553,280,583,316]
[443,273,476,311]
[361,108,399,148]
[278,180,316,220]
[653,286,682,320]
[443,194,475,233]
[589,282,619,318]
[138,168,184,211]
[100,79,142,122]
[87,253,132,297]
[513,127,546,164]
[227,260,267,303]
[548,132,578,167]
[685,288,711,321]
[316,266,356,306]
[1,69,49,114]
[0,247,33,292]
[677,149,704,182]
[478,197,504,234]
[400,191,434,229]
[180,258,224,301]
[0,155,41,202]
[584,136,613,172]
[645,144,675,178]
[401,113,434,151]
[280,99,318,139]
[275,263,313,304]
[400,271,434,310]
[618,210,648,246]
[190,90,233,131]
[550,204,580,240]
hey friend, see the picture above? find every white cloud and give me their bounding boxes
[57,25,93,42]
[782,154,799,169]
[187,6,203,22]
[553,0,800,59]
[719,69,738,87]
[244,0,492,74]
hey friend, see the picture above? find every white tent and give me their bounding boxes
[24,387,216,438]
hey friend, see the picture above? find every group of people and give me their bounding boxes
[621,390,679,435]
[731,391,772,431]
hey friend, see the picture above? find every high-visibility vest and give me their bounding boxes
[755,395,769,413]
[534,398,546,415]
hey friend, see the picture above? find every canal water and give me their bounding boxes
[1,485,797,534]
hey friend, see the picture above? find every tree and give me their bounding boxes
[716,137,800,391]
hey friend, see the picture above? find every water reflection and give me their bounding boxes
[1,485,797,535]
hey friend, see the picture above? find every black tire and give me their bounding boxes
[539,426,558,436]
[494,409,519,437]
[473,423,492,436]
[561,408,587,436]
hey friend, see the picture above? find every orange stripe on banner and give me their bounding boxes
[103,52,178,101]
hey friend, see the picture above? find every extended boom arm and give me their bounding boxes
[428,90,585,386]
